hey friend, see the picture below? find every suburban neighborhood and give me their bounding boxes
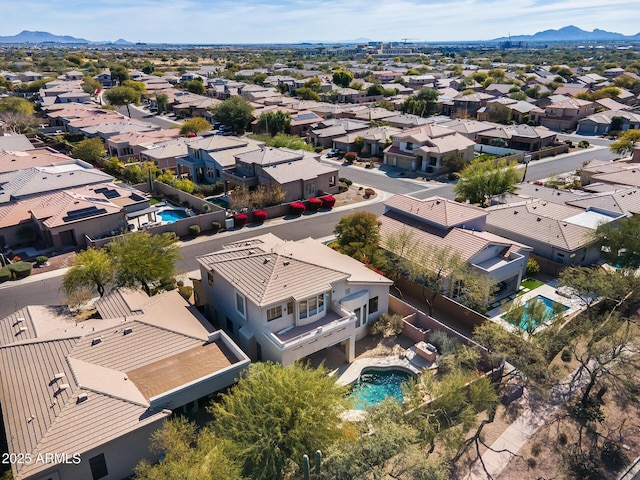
[1,22,640,480]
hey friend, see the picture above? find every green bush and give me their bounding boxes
[178,285,194,301]
[558,432,568,445]
[526,258,540,276]
[561,348,572,362]
[0,267,11,283]
[8,261,32,278]
[211,221,221,233]
[339,177,353,186]
[600,440,629,471]
[368,313,404,336]
[188,225,201,237]
[314,146,323,153]
[578,140,590,148]
[35,255,49,265]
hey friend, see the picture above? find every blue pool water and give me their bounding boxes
[516,295,569,331]
[157,209,188,223]
[349,369,413,410]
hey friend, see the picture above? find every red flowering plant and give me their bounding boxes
[233,213,248,227]
[290,202,306,215]
[321,195,336,209]
[253,210,268,222]
[307,197,322,211]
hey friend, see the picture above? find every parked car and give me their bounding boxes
[326,148,341,158]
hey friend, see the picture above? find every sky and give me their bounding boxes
[2,0,640,44]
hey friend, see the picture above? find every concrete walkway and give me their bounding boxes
[464,363,593,479]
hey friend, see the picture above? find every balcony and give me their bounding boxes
[222,168,258,188]
[263,303,356,354]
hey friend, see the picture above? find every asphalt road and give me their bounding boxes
[0,202,385,318]
[0,138,617,317]
[116,104,182,129]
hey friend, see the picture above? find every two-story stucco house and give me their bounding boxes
[195,233,393,366]
[379,195,533,300]
[382,124,475,173]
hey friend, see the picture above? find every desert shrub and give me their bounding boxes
[344,151,357,163]
[211,221,221,233]
[314,146,323,153]
[527,458,537,469]
[531,443,541,457]
[428,330,461,356]
[35,255,49,265]
[526,258,540,276]
[561,348,572,362]
[188,225,201,237]
[566,448,605,480]
[8,261,32,278]
[339,177,352,186]
[364,188,375,198]
[253,209,268,222]
[368,313,404,336]
[564,140,573,147]
[570,397,605,423]
[307,197,322,211]
[578,140,590,148]
[178,285,194,301]
[233,213,248,227]
[290,201,306,215]
[321,195,336,209]
[600,440,629,471]
[0,267,11,283]
[558,432,568,445]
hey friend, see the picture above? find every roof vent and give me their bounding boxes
[18,326,28,333]
[15,317,25,323]
[77,393,88,404]
[263,258,270,264]
[91,337,102,346]
[283,261,290,266]
[54,372,65,380]
[537,217,541,221]
[123,327,133,335]
[514,210,518,214]
[58,383,69,391]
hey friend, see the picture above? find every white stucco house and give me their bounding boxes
[195,233,393,366]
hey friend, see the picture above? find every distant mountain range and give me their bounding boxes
[0,30,134,44]
[492,25,640,43]
[2,26,640,45]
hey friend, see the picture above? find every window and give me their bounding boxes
[267,305,282,322]
[298,293,328,321]
[368,296,378,314]
[406,142,413,151]
[287,301,294,314]
[236,292,245,317]
[329,175,336,187]
[89,454,108,480]
[354,307,361,328]
[207,271,214,287]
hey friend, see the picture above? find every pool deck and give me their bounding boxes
[487,279,585,333]
[335,346,436,387]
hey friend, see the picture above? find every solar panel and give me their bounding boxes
[62,206,108,223]
[95,187,121,199]
[295,113,317,121]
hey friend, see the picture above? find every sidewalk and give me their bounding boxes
[464,362,593,479]
[0,188,391,290]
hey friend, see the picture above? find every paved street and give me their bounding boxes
[0,139,617,317]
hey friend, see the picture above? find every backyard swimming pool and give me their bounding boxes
[511,295,569,331]
[157,209,189,223]
[349,368,413,410]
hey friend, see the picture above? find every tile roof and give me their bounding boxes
[0,135,35,152]
[0,290,244,479]
[198,233,390,307]
[262,156,337,184]
[235,147,303,166]
[385,194,486,228]
[486,201,594,250]
[0,148,77,174]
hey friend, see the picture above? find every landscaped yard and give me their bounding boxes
[518,277,544,295]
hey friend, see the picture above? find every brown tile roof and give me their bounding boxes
[0,149,76,174]
[0,290,244,479]
[385,194,486,228]
[198,233,390,307]
[486,201,593,250]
